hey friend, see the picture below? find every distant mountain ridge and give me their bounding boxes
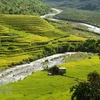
[42,0,100,11]
[0,0,50,15]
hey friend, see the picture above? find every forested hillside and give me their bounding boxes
[42,0,100,26]
[55,8,100,26]
[0,0,100,99]
[0,0,50,15]
[42,0,100,11]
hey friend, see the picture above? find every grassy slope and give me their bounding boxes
[0,14,89,70]
[60,56,100,80]
[0,15,54,34]
[0,14,64,70]
[0,55,100,100]
[0,14,99,100]
[55,8,100,27]
[0,0,50,15]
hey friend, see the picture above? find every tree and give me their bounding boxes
[88,71,100,100]
[70,71,100,100]
[70,82,94,100]
[0,0,50,15]
[48,66,59,75]
[88,71,100,88]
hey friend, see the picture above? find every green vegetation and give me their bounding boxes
[44,38,100,56]
[0,14,69,70]
[55,8,100,27]
[43,0,100,26]
[0,0,50,15]
[0,14,100,70]
[70,71,100,100]
[42,0,100,11]
[60,56,100,80]
[0,15,54,34]
[0,1,100,99]
[50,20,100,39]
[0,55,100,100]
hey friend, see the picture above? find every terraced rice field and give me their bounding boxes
[0,15,54,33]
[0,14,93,71]
[0,14,68,70]
[0,9,99,100]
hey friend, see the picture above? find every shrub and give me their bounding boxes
[48,66,59,75]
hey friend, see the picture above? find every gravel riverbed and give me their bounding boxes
[0,52,75,86]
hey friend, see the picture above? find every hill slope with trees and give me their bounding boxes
[0,0,50,15]
[42,0,100,11]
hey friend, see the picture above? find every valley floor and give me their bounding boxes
[0,7,100,100]
[0,54,99,100]
[0,52,75,86]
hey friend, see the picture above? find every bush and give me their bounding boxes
[70,71,100,100]
[48,66,59,75]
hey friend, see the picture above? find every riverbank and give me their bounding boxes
[41,8,62,21]
[0,8,99,86]
[80,23,100,33]
[41,8,100,34]
[0,54,99,100]
[0,52,75,86]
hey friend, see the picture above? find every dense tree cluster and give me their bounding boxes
[48,66,59,75]
[70,71,100,100]
[55,8,100,26]
[0,0,50,15]
[42,0,100,11]
[42,0,100,26]
[44,39,100,56]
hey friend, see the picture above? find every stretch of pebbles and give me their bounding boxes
[0,52,75,86]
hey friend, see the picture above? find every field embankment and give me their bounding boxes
[0,54,99,100]
[0,14,67,70]
[0,13,100,71]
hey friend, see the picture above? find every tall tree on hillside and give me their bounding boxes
[70,71,100,100]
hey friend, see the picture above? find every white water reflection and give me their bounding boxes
[80,23,100,33]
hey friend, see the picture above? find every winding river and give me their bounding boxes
[41,8,62,21]
[80,23,100,33]
[0,8,99,86]
[0,52,75,86]
[41,8,100,33]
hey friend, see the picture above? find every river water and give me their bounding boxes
[41,8,62,21]
[80,23,100,33]
[41,8,100,34]
[0,8,99,86]
[0,52,75,86]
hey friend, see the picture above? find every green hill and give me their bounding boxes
[0,13,99,70]
[42,0,100,11]
[0,15,54,33]
[0,0,50,15]
[0,14,68,70]
[42,0,100,26]
[55,8,100,26]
